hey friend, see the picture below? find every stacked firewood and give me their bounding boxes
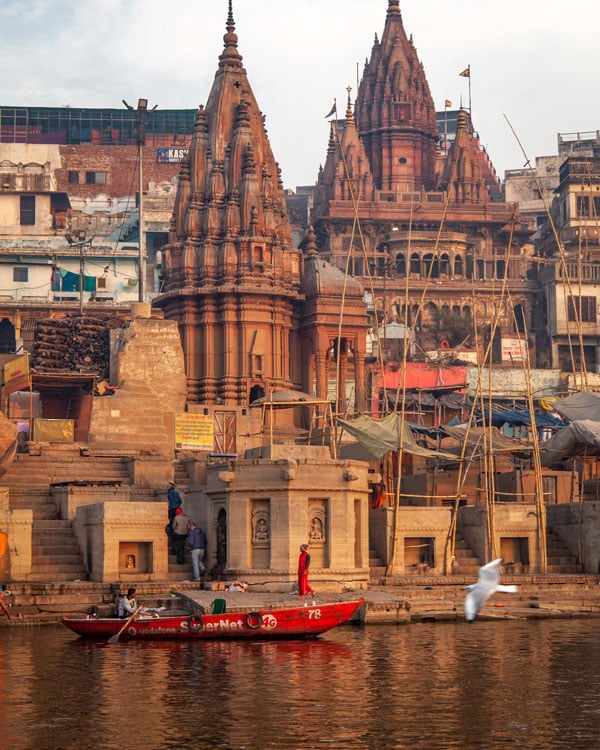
[31,314,126,380]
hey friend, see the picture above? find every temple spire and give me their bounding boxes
[387,0,401,17]
[220,0,242,64]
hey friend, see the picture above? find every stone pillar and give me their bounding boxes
[354,347,366,414]
[337,340,348,415]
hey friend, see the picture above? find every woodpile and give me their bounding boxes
[31,313,126,380]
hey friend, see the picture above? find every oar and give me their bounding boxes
[107,604,143,644]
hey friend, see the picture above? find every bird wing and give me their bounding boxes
[464,588,484,621]
[478,558,503,586]
[496,584,518,594]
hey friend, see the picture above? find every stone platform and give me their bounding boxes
[2,575,600,626]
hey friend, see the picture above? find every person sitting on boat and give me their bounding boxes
[0,583,11,619]
[117,588,138,618]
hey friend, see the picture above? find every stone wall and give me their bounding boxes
[547,502,600,574]
[74,501,168,582]
[369,506,452,575]
[458,504,539,571]
[0,507,33,581]
[185,446,371,591]
[90,309,187,455]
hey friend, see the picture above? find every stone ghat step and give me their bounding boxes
[32,554,85,566]
[33,546,82,558]
[4,473,131,487]
[13,506,58,521]
[32,524,77,534]
[29,574,87,585]
[547,565,584,574]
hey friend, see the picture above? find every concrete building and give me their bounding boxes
[536,151,600,372]
[0,107,195,352]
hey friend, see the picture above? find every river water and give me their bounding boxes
[2,618,599,750]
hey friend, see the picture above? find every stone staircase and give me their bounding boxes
[451,535,482,575]
[546,528,584,574]
[369,548,386,578]
[30,520,87,582]
[1,451,199,584]
[2,452,132,490]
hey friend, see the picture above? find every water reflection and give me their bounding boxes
[1,619,599,749]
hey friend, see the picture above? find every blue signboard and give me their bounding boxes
[157,148,189,163]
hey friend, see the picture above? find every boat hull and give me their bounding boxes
[62,598,365,640]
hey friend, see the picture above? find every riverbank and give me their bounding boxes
[2,573,600,626]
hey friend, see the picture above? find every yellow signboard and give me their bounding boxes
[175,413,214,451]
[3,354,30,395]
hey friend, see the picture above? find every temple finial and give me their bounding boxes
[345,86,354,122]
[220,0,241,62]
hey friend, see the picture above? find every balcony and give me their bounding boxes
[0,172,54,192]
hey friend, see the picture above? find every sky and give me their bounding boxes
[2,0,599,190]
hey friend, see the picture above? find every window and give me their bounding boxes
[85,171,107,185]
[68,171,79,184]
[577,196,590,217]
[20,195,35,225]
[568,295,597,323]
[13,267,28,283]
[97,276,107,289]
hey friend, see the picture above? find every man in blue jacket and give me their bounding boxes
[188,522,208,581]
[167,482,182,527]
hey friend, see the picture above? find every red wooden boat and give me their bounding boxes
[62,598,365,641]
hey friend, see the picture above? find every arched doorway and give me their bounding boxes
[0,319,16,353]
[216,507,227,569]
[249,384,265,404]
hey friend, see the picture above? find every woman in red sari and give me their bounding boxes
[297,544,314,598]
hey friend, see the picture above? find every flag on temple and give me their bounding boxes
[324,99,337,118]
[459,67,470,78]
[444,99,452,108]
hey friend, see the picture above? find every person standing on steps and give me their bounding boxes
[188,522,208,581]
[297,544,315,598]
[172,507,190,565]
[167,482,182,528]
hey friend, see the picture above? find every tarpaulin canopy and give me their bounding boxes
[540,420,600,465]
[337,413,457,461]
[388,391,468,410]
[483,409,563,428]
[551,392,600,423]
[250,389,329,408]
[442,425,534,455]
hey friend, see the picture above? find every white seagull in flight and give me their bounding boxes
[464,558,518,622]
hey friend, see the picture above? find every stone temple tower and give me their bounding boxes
[154,2,301,405]
[355,0,439,192]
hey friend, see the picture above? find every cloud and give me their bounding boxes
[1,0,600,189]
